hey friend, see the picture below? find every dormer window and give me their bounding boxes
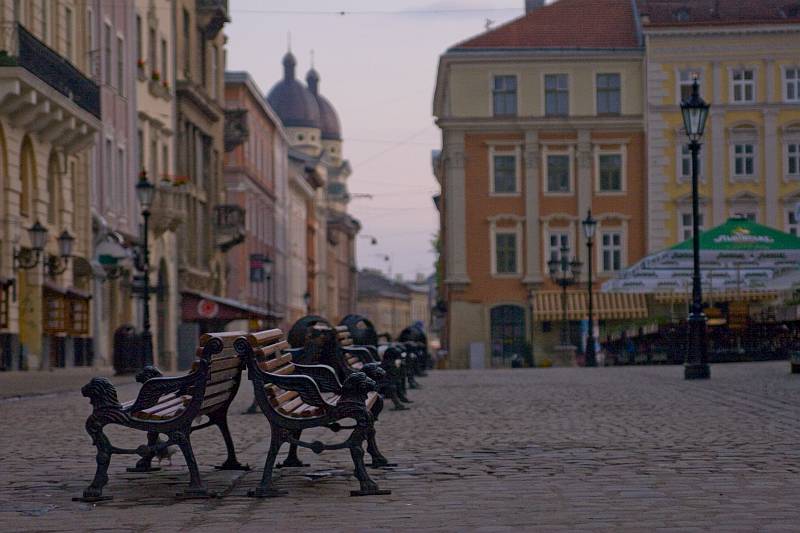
[673,8,690,21]
[298,134,305,141]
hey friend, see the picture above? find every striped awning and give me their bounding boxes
[653,290,780,303]
[533,291,648,321]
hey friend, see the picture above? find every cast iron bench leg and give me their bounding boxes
[249,426,289,497]
[278,431,309,468]
[127,431,162,473]
[171,428,211,498]
[75,418,114,502]
[211,412,250,470]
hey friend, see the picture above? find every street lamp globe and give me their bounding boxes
[57,230,75,257]
[28,220,48,252]
[136,172,156,211]
[582,210,597,240]
[680,75,710,142]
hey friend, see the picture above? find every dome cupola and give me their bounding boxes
[306,68,341,142]
[266,52,321,129]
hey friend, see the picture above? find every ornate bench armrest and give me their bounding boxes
[127,363,208,413]
[343,346,374,364]
[263,372,328,408]
[293,363,342,393]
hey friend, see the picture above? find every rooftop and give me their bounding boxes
[638,0,800,27]
[450,0,641,51]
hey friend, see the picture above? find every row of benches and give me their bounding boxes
[75,314,430,502]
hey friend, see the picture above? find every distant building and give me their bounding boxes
[266,51,359,325]
[357,269,411,339]
[433,0,648,367]
[0,1,100,370]
[223,71,290,331]
[406,274,432,333]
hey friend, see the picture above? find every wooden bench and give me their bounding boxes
[235,328,392,497]
[76,331,246,502]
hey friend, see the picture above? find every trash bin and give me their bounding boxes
[113,324,139,375]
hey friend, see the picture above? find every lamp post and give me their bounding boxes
[582,210,598,367]
[547,246,582,348]
[13,221,49,271]
[680,75,711,380]
[136,172,156,366]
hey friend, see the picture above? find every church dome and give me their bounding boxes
[266,52,321,129]
[306,68,341,141]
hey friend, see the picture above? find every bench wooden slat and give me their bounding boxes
[201,391,232,411]
[205,380,236,397]
[133,395,191,420]
[277,396,304,414]
[259,352,292,372]
[246,328,284,347]
[208,367,241,385]
[257,340,290,359]
[209,356,241,373]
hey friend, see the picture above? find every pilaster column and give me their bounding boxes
[577,130,592,277]
[764,108,779,226]
[444,129,469,287]
[711,60,725,225]
[523,130,542,285]
[765,59,776,104]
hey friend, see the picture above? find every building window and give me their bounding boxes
[65,7,73,61]
[491,153,517,194]
[545,153,571,193]
[679,70,702,101]
[679,212,704,242]
[149,27,157,77]
[41,0,48,43]
[734,144,755,177]
[600,231,623,272]
[547,231,570,262]
[785,68,800,102]
[787,143,800,177]
[787,209,799,236]
[105,138,113,208]
[597,153,623,192]
[117,36,124,96]
[545,74,568,116]
[136,15,142,61]
[680,144,692,179]
[104,23,112,87]
[118,147,126,209]
[494,231,518,275]
[162,143,169,181]
[492,75,517,116]
[732,69,755,103]
[161,38,168,84]
[183,9,191,77]
[47,155,60,226]
[596,73,620,115]
[137,128,144,173]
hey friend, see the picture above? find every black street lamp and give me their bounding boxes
[13,220,49,270]
[136,172,156,366]
[46,230,75,276]
[582,210,598,367]
[548,246,582,347]
[680,75,711,380]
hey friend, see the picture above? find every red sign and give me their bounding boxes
[197,299,219,319]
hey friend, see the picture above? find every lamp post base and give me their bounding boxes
[684,362,710,380]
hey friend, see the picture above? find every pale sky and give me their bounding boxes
[226,0,524,280]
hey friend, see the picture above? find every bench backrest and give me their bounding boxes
[197,330,247,413]
[336,325,353,347]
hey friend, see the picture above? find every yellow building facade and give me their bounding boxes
[643,18,800,250]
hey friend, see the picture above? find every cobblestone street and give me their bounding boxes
[2,362,800,532]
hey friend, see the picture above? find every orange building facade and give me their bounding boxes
[433,0,649,368]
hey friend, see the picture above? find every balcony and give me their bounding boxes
[0,23,99,152]
[197,0,230,40]
[224,108,248,152]
[150,183,187,235]
[214,204,245,252]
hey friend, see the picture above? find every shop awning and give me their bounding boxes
[181,290,283,322]
[533,291,648,321]
[653,290,780,303]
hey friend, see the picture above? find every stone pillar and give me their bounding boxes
[711,62,726,225]
[523,130,542,285]
[576,130,592,276]
[764,108,779,226]
[444,129,469,287]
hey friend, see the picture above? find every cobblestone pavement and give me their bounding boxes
[0,367,134,400]
[2,362,800,532]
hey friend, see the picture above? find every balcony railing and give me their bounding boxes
[150,183,187,235]
[0,23,100,118]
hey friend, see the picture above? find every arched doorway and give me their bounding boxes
[156,259,170,369]
[490,305,526,367]
[17,136,41,369]
[46,152,61,229]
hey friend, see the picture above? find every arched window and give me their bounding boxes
[490,305,526,367]
[19,136,36,218]
[47,152,60,227]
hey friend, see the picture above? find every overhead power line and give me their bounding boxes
[231,7,522,16]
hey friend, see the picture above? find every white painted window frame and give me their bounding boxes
[782,65,800,103]
[594,71,622,116]
[678,210,704,242]
[728,126,759,183]
[594,145,627,195]
[489,73,519,117]
[488,144,522,196]
[544,228,572,271]
[598,228,626,274]
[783,128,800,181]
[729,67,757,104]
[542,145,575,196]
[490,222,523,278]
[785,207,800,236]
[675,68,705,105]
[542,72,570,117]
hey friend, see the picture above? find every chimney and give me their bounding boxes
[525,0,545,13]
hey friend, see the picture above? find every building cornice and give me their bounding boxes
[643,23,800,38]
[436,115,644,131]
